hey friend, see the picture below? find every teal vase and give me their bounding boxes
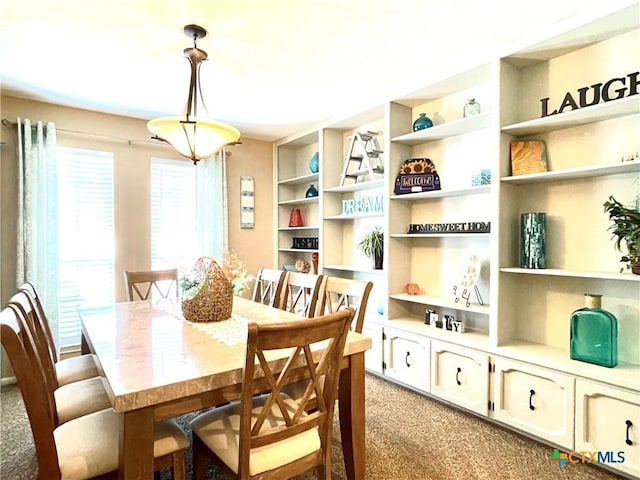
[305,184,318,198]
[570,294,618,368]
[412,113,433,132]
[308,152,319,173]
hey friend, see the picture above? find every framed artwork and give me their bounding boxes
[240,176,254,228]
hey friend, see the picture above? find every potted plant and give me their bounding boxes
[603,195,640,274]
[358,227,384,270]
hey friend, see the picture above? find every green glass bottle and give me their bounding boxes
[570,294,618,368]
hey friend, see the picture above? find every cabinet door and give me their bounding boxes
[362,321,383,374]
[575,379,640,478]
[383,327,430,392]
[430,340,489,416]
[494,357,574,449]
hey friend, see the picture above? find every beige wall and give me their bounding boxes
[0,95,273,305]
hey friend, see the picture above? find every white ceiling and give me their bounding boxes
[0,0,625,142]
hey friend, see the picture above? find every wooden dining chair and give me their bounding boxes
[18,281,99,386]
[0,305,189,480]
[315,276,374,333]
[8,291,111,425]
[123,267,180,301]
[190,307,354,480]
[251,267,286,307]
[278,272,323,317]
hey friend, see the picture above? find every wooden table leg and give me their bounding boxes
[118,407,155,480]
[338,352,366,480]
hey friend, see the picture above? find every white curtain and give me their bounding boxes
[195,150,228,262]
[16,118,60,341]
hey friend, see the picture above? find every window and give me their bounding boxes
[57,147,114,348]
[150,158,198,272]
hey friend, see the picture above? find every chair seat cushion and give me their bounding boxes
[55,408,189,479]
[54,376,111,424]
[55,354,99,386]
[191,394,321,477]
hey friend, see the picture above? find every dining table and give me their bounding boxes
[78,296,371,480]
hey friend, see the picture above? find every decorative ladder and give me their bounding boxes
[339,131,384,186]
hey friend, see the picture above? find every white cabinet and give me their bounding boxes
[575,379,640,478]
[430,340,489,416]
[362,321,384,374]
[494,357,574,449]
[383,327,430,393]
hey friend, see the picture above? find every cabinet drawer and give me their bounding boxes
[430,340,489,416]
[383,327,430,392]
[362,322,384,374]
[494,358,574,449]
[575,379,640,478]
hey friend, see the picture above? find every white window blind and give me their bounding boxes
[57,147,114,348]
[150,158,198,272]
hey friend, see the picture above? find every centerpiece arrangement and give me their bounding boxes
[180,251,253,322]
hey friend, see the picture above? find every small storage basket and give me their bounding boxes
[181,256,233,323]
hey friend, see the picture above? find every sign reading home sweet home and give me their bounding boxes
[408,222,491,234]
[540,71,638,117]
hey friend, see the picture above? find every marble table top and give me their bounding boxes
[78,297,371,411]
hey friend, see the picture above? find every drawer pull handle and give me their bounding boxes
[405,351,411,368]
[529,389,535,411]
[456,367,462,386]
[626,420,633,446]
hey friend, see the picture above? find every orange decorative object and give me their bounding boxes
[289,208,303,227]
[405,283,420,295]
[312,252,318,274]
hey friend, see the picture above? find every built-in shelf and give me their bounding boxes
[278,197,319,206]
[278,248,318,253]
[278,225,318,231]
[323,264,383,274]
[390,185,491,200]
[375,315,491,351]
[502,159,640,184]
[277,173,319,186]
[324,212,384,220]
[324,179,384,193]
[500,267,640,282]
[389,292,490,315]
[501,96,639,137]
[391,112,491,145]
[391,233,491,239]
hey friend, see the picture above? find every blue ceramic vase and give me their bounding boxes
[305,184,318,198]
[412,113,433,132]
[308,152,319,173]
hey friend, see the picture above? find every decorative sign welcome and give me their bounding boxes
[408,221,491,234]
[540,71,638,117]
[342,195,384,215]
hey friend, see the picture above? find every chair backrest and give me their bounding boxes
[315,276,373,333]
[123,268,180,301]
[18,281,58,363]
[1,306,62,477]
[238,307,354,478]
[251,267,286,307]
[278,272,323,317]
[8,291,60,393]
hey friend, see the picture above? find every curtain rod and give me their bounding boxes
[1,117,168,147]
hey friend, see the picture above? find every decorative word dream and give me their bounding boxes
[540,71,639,117]
[342,195,384,215]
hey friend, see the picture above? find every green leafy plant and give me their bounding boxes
[358,227,384,269]
[603,195,640,273]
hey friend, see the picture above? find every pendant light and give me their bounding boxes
[147,24,240,165]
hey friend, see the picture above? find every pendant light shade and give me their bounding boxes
[148,24,240,164]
